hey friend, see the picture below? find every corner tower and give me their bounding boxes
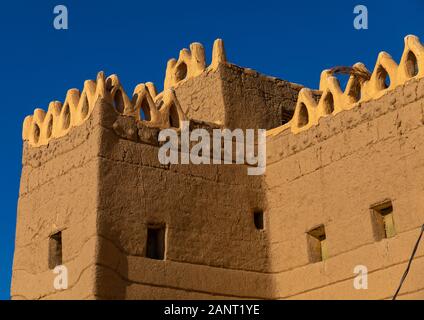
[12,39,300,299]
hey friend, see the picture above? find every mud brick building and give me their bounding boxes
[12,36,424,299]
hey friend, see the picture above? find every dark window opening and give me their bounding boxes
[298,103,309,128]
[307,225,327,263]
[113,89,125,113]
[140,98,151,121]
[406,51,419,78]
[323,92,335,114]
[81,96,89,120]
[175,62,188,82]
[33,124,40,144]
[62,104,71,130]
[371,200,396,241]
[253,210,264,230]
[46,117,53,139]
[49,231,62,269]
[347,77,362,102]
[146,225,166,260]
[376,65,390,90]
[105,77,114,92]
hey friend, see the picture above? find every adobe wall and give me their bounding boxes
[265,76,424,299]
[11,104,104,300]
[174,63,303,130]
[94,101,273,299]
[14,74,424,300]
[13,52,298,299]
[13,37,424,300]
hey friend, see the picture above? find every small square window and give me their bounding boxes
[49,231,62,269]
[371,200,396,240]
[307,225,327,263]
[253,210,264,230]
[146,225,166,260]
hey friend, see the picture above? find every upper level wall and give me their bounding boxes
[264,77,424,299]
[93,101,272,299]
[11,102,106,300]
[220,64,303,130]
[174,63,303,130]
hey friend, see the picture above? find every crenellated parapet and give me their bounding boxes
[164,39,226,90]
[22,71,188,147]
[22,39,228,148]
[282,35,424,135]
[23,35,424,147]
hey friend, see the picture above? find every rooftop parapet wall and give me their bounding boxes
[164,39,226,90]
[269,35,424,136]
[22,39,227,148]
[22,35,424,148]
[22,72,187,148]
[22,38,304,148]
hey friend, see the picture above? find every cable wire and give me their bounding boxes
[392,224,424,300]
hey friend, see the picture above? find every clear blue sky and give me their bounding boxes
[0,0,423,299]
